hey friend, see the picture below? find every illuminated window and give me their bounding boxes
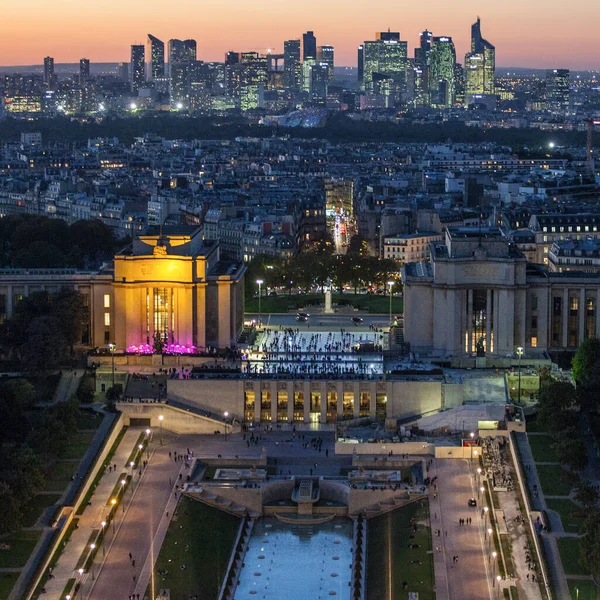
[104,312,111,327]
[103,294,110,308]
[531,336,537,348]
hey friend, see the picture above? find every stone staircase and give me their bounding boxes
[183,486,258,518]
[218,516,256,600]
[359,493,424,519]
[351,517,367,600]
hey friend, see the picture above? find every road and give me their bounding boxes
[246,312,389,330]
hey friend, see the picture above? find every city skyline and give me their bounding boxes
[2,0,599,70]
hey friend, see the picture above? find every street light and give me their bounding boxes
[138,444,143,469]
[89,544,96,580]
[108,343,116,389]
[487,528,493,555]
[477,467,482,487]
[120,479,126,512]
[158,414,164,445]
[256,279,264,327]
[491,550,497,565]
[100,521,106,556]
[516,346,524,403]
[110,500,116,531]
[496,575,502,598]
[480,485,485,500]
[224,411,229,441]
[484,506,489,530]
[387,281,394,327]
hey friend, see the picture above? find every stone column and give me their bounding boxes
[303,382,311,424]
[252,382,260,423]
[353,383,360,419]
[516,289,527,349]
[486,289,492,354]
[562,288,569,348]
[369,383,377,419]
[467,289,473,354]
[195,284,206,349]
[320,382,327,424]
[271,381,278,423]
[336,382,344,421]
[287,388,294,423]
[579,288,586,344]
[493,289,500,353]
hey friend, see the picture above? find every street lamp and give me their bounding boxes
[120,479,126,512]
[480,485,485,500]
[138,444,143,470]
[224,411,229,441]
[477,467,482,486]
[516,346,524,403]
[387,281,394,327]
[108,343,116,389]
[484,506,489,530]
[491,550,497,566]
[487,528,493,555]
[89,544,96,580]
[158,414,164,445]
[496,575,502,598]
[110,500,116,531]
[256,279,264,327]
[146,428,152,457]
[100,521,106,556]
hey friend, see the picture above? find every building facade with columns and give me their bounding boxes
[0,226,246,351]
[403,227,600,357]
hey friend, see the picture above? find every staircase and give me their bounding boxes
[350,517,367,600]
[359,493,423,519]
[218,516,256,600]
[183,486,257,518]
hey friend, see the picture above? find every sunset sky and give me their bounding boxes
[2,0,599,69]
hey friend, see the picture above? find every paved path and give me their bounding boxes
[431,459,490,600]
[42,428,143,600]
[515,432,571,600]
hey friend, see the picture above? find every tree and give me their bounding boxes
[553,436,588,472]
[537,381,578,432]
[575,481,599,508]
[51,291,89,353]
[581,509,600,579]
[572,338,600,384]
[0,482,21,534]
[21,316,69,372]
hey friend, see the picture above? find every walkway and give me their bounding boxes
[515,432,571,600]
[41,428,143,600]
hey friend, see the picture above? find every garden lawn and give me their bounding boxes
[545,498,584,534]
[0,530,42,568]
[0,572,20,600]
[536,464,577,497]
[21,494,62,527]
[77,410,103,430]
[245,293,403,314]
[367,501,435,600]
[557,537,588,576]
[61,431,96,459]
[528,434,559,464]
[151,497,240,600]
[567,578,599,600]
[43,460,77,492]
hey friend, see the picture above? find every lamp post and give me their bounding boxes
[491,549,497,566]
[477,467,482,487]
[480,486,485,500]
[89,544,96,580]
[138,444,143,472]
[110,499,116,532]
[516,346,524,403]
[145,430,151,458]
[108,343,115,388]
[256,279,264,328]
[224,411,229,441]
[484,506,489,530]
[487,528,493,555]
[100,521,106,556]
[158,414,164,445]
[387,281,394,328]
[496,575,502,598]
[77,568,84,598]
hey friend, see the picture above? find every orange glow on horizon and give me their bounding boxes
[2,0,599,69]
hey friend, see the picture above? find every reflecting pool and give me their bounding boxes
[234,518,353,599]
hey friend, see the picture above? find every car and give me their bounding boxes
[296,315,308,322]
[351,316,363,324]
[468,498,477,507]
[296,312,310,319]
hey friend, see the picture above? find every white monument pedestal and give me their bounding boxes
[324,289,334,313]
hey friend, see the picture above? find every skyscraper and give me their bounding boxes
[464,17,495,103]
[360,31,408,98]
[414,30,432,106]
[428,36,456,108]
[43,56,54,84]
[169,39,197,66]
[545,69,570,114]
[79,58,90,83]
[130,44,145,94]
[317,45,334,81]
[302,31,317,61]
[147,34,165,80]
[284,40,301,91]
[357,45,364,90]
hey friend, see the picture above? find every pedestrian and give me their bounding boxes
[133,575,136,582]
[129,552,132,561]
[132,559,136,567]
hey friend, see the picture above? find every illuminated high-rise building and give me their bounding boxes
[317,45,334,81]
[79,58,90,83]
[130,44,145,94]
[357,45,364,90]
[302,31,317,61]
[545,69,570,114]
[414,30,432,106]
[169,39,197,66]
[147,34,165,80]
[284,40,301,91]
[464,17,495,103]
[44,56,54,84]
[428,36,456,108]
[360,31,407,97]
